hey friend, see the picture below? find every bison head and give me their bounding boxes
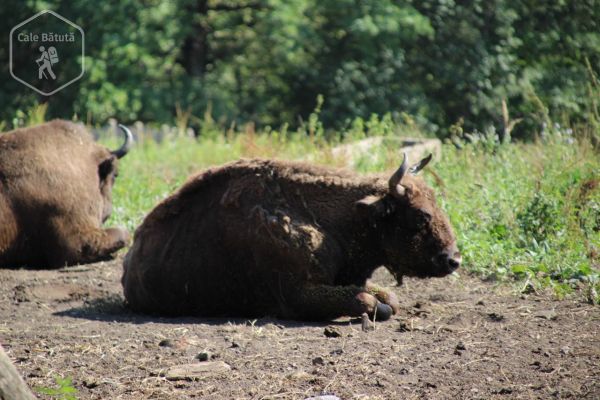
[98,124,133,222]
[356,153,461,282]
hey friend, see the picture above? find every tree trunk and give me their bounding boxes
[0,345,36,400]
[181,0,209,76]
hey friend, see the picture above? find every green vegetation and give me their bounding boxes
[437,136,599,303]
[98,115,599,304]
[35,376,78,400]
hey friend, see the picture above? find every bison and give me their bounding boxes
[122,154,460,321]
[0,120,132,269]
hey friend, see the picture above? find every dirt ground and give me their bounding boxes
[1,257,598,400]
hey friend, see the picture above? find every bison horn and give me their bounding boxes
[112,124,134,159]
[389,153,409,197]
[409,153,433,175]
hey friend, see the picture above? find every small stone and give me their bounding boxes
[83,377,99,389]
[12,284,30,303]
[534,310,557,320]
[165,361,231,381]
[312,356,325,366]
[195,351,212,362]
[487,312,505,322]
[174,382,188,389]
[158,339,175,348]
[397,319,411,332]
[324,326,342,338]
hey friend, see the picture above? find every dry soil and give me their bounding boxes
[1,257,599,399]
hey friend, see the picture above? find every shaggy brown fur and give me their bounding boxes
[0,120,130,269]
[122,156,460,321]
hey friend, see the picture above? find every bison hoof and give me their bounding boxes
[371,302,393,321]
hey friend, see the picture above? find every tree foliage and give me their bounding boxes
[0,0,598,138]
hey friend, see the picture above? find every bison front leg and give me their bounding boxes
[365,281,401,315]
[282,283,394,321]
[49,223,129,267]
[80,227,130,262]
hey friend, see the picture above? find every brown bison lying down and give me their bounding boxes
[0,120,132,269]
[122,155,460,321]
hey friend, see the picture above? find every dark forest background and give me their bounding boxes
[1,0,598,138]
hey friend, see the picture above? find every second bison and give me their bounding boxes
[0,120,132,269]
[122,154,460,321]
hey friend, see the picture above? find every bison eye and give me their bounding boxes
[415,211,432,226]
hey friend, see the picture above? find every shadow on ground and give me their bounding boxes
[54,294,360,328]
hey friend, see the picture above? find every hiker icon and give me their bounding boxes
[36,46,58,80]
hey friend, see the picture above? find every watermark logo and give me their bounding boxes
[10,10,84,96]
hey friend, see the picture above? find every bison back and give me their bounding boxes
[121,169,280,317]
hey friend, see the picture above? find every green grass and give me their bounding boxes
[435,140,599,302]
[101,120,599,303]
[35,376,78,400]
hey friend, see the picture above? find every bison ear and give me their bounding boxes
[355,195,393,219]
[409,153,433,175]
[98,156,116,180]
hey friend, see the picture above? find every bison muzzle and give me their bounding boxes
[0,120,132,268]
[122,154,460,321]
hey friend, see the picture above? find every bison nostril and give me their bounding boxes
[447,257,460,271]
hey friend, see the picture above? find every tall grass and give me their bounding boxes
[435,139,598,301]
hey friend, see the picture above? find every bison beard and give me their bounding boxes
[122,156,460,321]
[0,120,131,269]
